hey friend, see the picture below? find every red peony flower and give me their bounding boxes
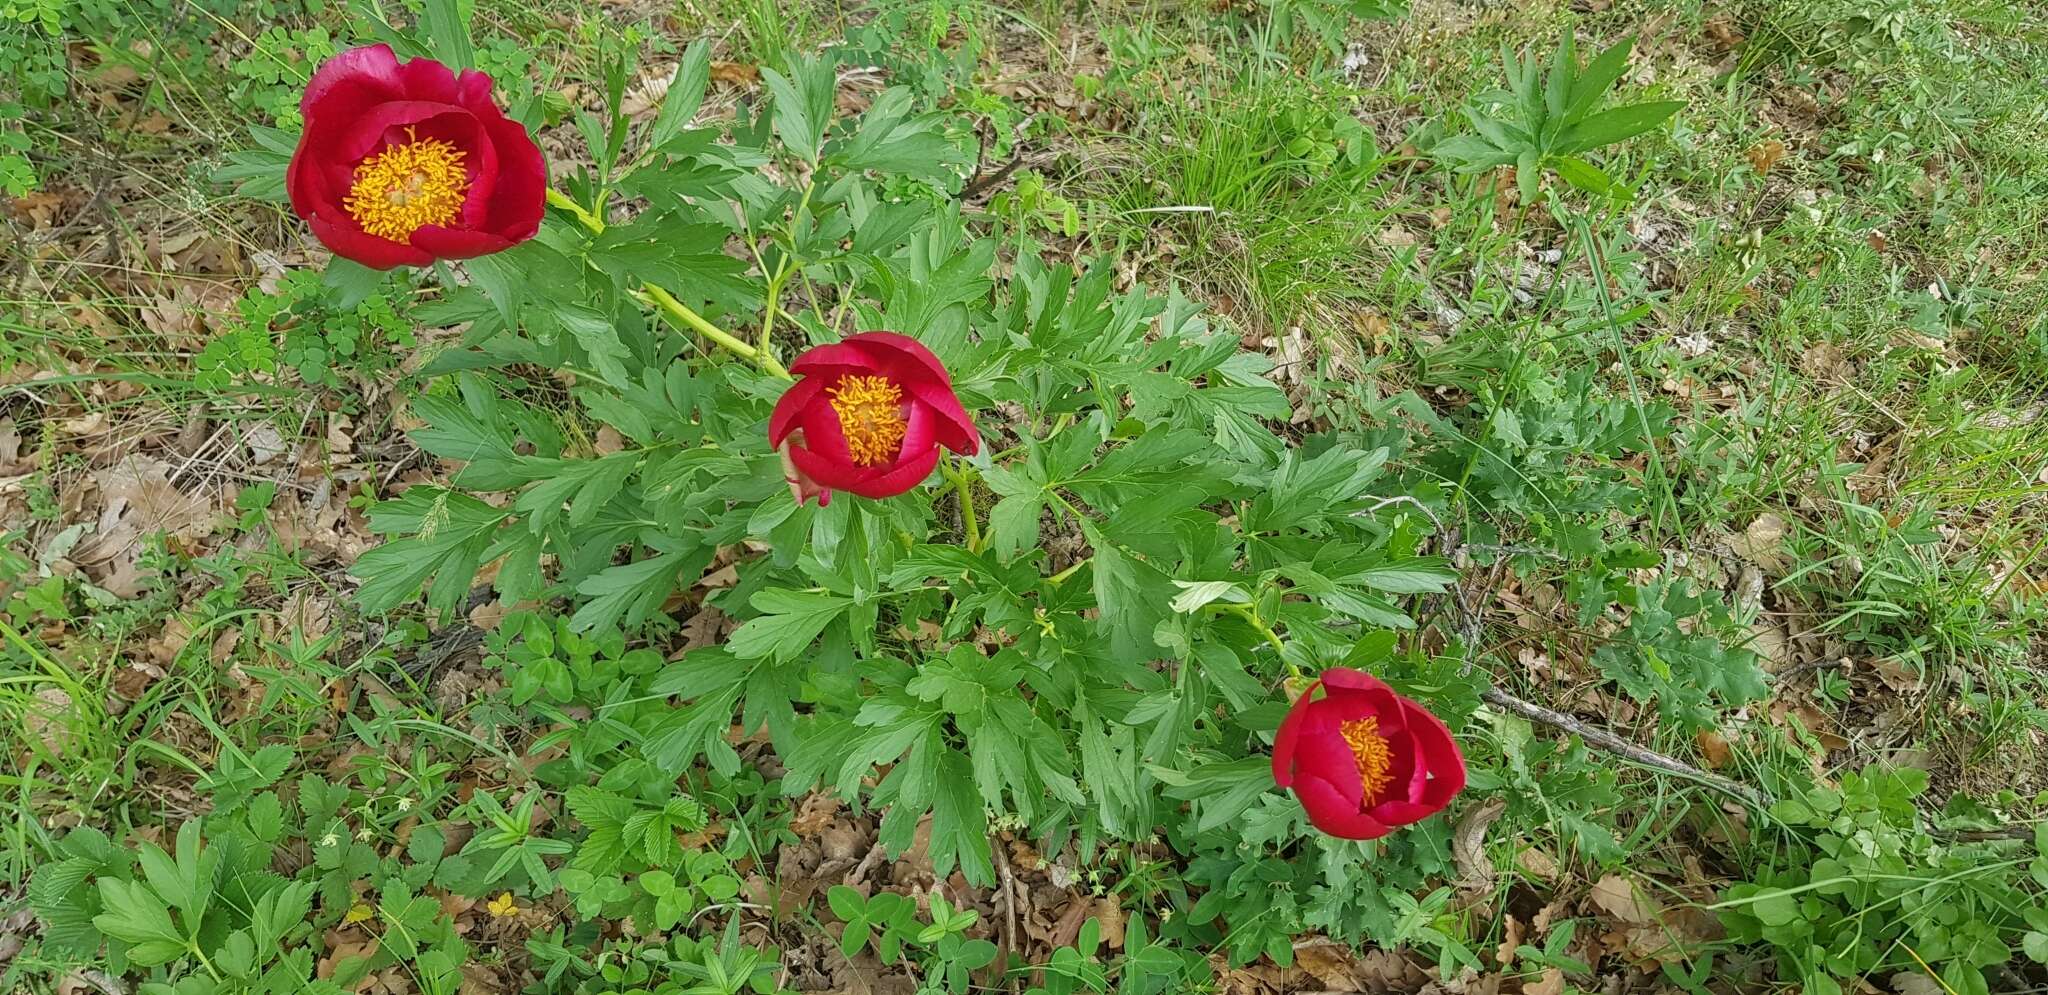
[285,44,546,270]
[768,332,979,506]
[1272,668,1467,840]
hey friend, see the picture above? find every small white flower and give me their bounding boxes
[356,827,374,842]
[396,797,413,812]
[319,833,339,848]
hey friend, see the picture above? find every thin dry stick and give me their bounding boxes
[1480,687,1769,809]
[994,838,1022,994]
[1424,522,1772,810]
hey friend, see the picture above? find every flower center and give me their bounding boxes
[828,375,908,466]
[1341,717,1394,805]
[343,129,469,242]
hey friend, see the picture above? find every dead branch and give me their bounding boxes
[1480,687,1771,809]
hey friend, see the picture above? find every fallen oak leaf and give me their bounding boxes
[1453,798,1508,891]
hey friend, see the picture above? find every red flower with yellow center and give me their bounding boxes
[768,332,979,506]
[286,44,546,270]
[1272,668,1467,840]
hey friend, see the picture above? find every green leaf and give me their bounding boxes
[649,40,712,150]
[928,752,994,887]
[321,258,385,310]
[352,489,509,616]
[91,879,183,946]
[1168,581,1251,614]
[1552,155,1622,200]
[570,549,705,634]
[552,302,634,388]
[1162,757,1273,833]
[827,885,866,921]
[421,0,476,69]
[1566,36,1636,119]
[758,58,834,163]
[727,588,853,661]
[1748,889,1800,927]
[1557,100,1684,155]
[1344,559,1456,595]
[464,250,526,330]
[30,857,104,955]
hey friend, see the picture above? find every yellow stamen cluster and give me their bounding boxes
[1341,717,1394,805]
[343,130,469,242]
[828,375,908,466]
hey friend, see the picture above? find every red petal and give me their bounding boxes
[780,445,831,506]
[787,443,876,492]
[453,67,498,110]
[307,213,431,269]
[842,331,954,384]
[1270,677,1324,788]
[301,45,405,124]
[410,226,514,260]
[391,50,463,103]
[799,391,855,466]
[475,111,546,239]
[839,446,940,499]
[902,379,977,455]
[1290,704,1365,809]
[768,376,827,447]
[896,402,936,463]
[789,342,882,376]
[1293,774,1392,840]
[1365,700,1466,825]
[338,100,471,162]
[1320,667,1393,695]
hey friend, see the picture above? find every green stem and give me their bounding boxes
[1221,603,1297,678]
[755,181,815,372]
[1047,557,1091,586]
[638,285,789,379]
[948,461,983,553]
[547,186,790,380]
[544,187,605,233]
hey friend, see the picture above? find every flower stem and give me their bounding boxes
[948,461,983,553]
[547,186,790,380]
[1046,557,1091,586]
[1222,603,1299,679]
[544,187,605,233]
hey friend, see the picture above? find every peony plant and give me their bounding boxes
[286,12,1475,955]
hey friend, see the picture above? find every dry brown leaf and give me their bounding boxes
[790,792,844,836]
[710,60,759,85]
[1516,846,1560,881]
[1889,972,1945,995]
[1588,874,1662,926]
[24,687,74,757]
[1494,914,1524,967]
[1745,138,1787,175]
[1871,656,1922,692]
[1696,730,1733,769]
[1297,942,1368,992]
[1801,342,1855,381]
[58,411,107,435]
[1453,798,1507,890]
[72,455,220,597]
[1522,967,1565,995]
[1728,513,1791,573]
[1751,621,1793,672]
[1295,943,1427,994]
[1096,897,1126,949]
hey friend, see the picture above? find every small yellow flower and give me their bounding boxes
[344,902,375,924]
[486,892,518,918]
